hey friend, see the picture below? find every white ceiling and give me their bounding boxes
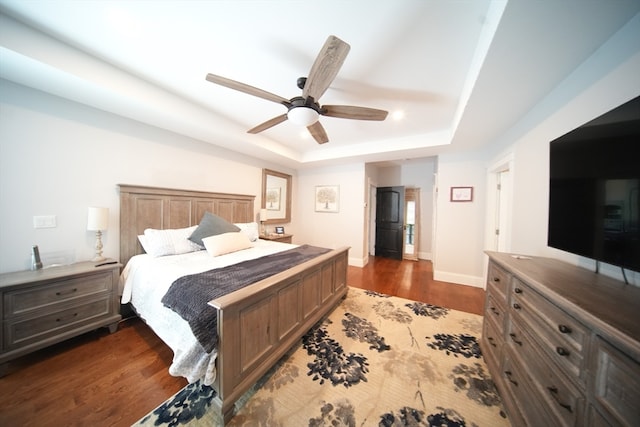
[1,1,639,169]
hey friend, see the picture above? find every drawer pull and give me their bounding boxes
[487,337,497,347]
[514,287,522,294]
[556,346,570,357]
[56,288,78,296]
[547,386,573,413]
[504,370,518,386]
[493,277,500,282]
[512,303,521,310]
[56,313,79,323]
[490,306,500,316]
[558,324,572,334]
[509,333,523,346]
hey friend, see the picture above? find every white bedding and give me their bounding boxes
[119,239,296,385]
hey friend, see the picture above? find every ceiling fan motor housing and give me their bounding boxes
[287,97,321,126]
[289,96,320,111]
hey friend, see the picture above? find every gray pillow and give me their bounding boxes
[188,212,240,246]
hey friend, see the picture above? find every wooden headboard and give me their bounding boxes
[118,184,255,266]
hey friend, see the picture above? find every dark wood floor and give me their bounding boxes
[0,257,485,427]
[348,256,486,316]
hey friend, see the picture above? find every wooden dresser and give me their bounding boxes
[482,251,640,426]
[0,261,121,374]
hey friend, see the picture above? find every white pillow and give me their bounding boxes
[138,234,150,252]
[202,232,253,257]
[141,225,203,257]
[234,222,260,242]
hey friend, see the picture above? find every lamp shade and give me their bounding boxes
[87,207,109,231]
[287,106,319,126]
[259,208,268,222]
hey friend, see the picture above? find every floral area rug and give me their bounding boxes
[133,287,510,426]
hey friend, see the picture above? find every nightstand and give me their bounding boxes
[260,233,293,244]
[0,260,122,375]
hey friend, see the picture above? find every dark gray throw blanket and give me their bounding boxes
[161,245,331,353]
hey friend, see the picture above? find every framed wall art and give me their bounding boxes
[450,186,473,202]
[315,185,339,213]
[265,187,281,210]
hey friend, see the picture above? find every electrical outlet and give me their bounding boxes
[33,215,57,228]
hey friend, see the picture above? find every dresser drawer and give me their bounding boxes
[4,271,113,318]
[487,262,510,302]
[511,278,588,381]
[506,314,583,421]
[514,321,585,426]
[482,310,504,370]
[591,337,640,426]
[502,354,552,426]
[486,283,508,329]
[4,297,113,350]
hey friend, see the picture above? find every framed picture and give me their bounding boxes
[275,226,285,234]
[315,185,340,213]
[265,187,281,210]
[450,186,473,202]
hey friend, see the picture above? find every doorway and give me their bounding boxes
[403,188,420,260]
[496,169,510,251]
[375,186,405,260]
[487,156,513,253]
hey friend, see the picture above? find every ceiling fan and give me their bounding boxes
[205,35,388,144]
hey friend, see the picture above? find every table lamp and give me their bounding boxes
[87,207,109,261]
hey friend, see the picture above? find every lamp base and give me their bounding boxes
[92,230,105,263]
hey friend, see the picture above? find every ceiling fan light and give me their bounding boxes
[287,107,319,127]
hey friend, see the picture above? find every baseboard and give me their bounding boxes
[433,270,484,288]
[349,256,367,268]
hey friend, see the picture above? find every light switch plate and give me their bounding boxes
[33,215,57,228]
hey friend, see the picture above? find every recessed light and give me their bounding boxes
[392,110,405,121]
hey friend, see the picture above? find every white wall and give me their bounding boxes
[295,164,367,266]
[0,80,287,273]
[364,163,380,258]
[428,12,640,288]
[506,81,640,285]
[485,12,640,286]
[433,152,487,287]
[377,167,401,186]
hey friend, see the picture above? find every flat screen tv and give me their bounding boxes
[548,95,640,273]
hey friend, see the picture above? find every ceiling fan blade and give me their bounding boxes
[247,114,288,134]
[322,105,388,121]
[307,121,329,144]
[302,35,350,101]
[206,73,290,106]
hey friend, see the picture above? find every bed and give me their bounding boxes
[118,184,349,424]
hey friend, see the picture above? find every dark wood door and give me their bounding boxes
[375,186,405,259]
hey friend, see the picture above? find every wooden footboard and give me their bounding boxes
[118,184,349,423]
[209,246,349,424]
